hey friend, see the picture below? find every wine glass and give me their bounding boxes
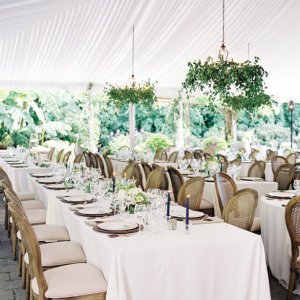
[134,204,147,232]
[294,180,300,195]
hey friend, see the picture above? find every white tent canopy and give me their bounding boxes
[0,0,299,101]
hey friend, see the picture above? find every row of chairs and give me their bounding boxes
[0,167,107,299]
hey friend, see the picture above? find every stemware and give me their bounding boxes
[294,180,300,195]
[134,203,147,232]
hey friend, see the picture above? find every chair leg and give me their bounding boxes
[287,269,297,300]
[4,200,8,230]
[11,223,17,260]
[18,242,22,276]
[26,270,30,299]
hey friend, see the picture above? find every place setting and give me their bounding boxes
[240,176,264,182]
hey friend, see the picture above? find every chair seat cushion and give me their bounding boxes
[32,263,107,298]
[200,199,214,209]
[21,200,44,210]
[251,217,260,232]
[24,241,86,267]
[25,209,47,225]
[17,224,70,242]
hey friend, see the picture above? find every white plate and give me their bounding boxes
[98,221,138,231]
[268,192,294,198]
[63,195,94,202]
[31,173,53,178]
[44,183,66,189]
[38,178,62,184]
[79,207,112,215]
[241,177,263,181]
[170,207,204,218]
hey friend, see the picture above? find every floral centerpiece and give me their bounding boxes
[203,157,221,177]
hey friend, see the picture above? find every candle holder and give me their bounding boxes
[185,223,190,234]
[168,218,177,230]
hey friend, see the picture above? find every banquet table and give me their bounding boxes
[28,176,271,300]
[192,179,278,218]
[0,157,53,193]
[260,195,300,294]
[240,161,273,181]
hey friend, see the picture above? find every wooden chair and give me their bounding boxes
[287,153,297,165]
[193,150,203,160]
[9,203,107,300]
[141,162,153,181]
[61,151,71,164]
[203,152,212,160]
[73,153,83,164]
[152,164,168,190]
[122,161,143,189]
[292,163,300,189]
[177,177,205,211]
[271,155,288,175]
[103,155,114,178]
[154,149,164,161]
[247,161,265,178]
[94,154,107,177]
[89,152,98,168]
[168,151,179,163]
[47,147,55,161]
[56,149,64,163]
[167,166,184,202]
[83,152,92,167]
[223,188,258,231]
[122,161,136,178]
[266,149,277,161]
[183,150,193,160]
[217,154,229,172]
[145,166,165,191]
[228,158,241,167]
[214,172,238,215]
[273,163,294,190]
[249,148,259,161]
[285,196,300,299]
[161,150,168,161]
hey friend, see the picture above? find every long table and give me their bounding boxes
[28,176,271,300]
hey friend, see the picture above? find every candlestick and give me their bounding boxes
[185,195,190,232]
[166,191,171,218]
[112,172,116,193]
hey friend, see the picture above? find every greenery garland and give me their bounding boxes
[183,56,272,112]
[105,79,157,108]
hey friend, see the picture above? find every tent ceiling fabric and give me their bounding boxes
[0,0,299,101]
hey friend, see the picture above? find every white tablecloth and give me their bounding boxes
[260,196,300,293]
[202,180,278,218]
[0,157,53,193]
[240,162,273,181]
[29,178,270,300]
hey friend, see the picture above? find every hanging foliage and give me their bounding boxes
[183,56,272,112]
[104,79,157,108]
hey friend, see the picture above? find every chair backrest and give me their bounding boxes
[247,161,265,178]
[214,172,238,215]
[193,150,203,160]
[273,163,294,190]
[122,161,136,178]
[285,196,300,267]
[152,164,168,190]
[8,202,48,297]
[271,155,288,174]
[141,162,153,180]
[266,149,277,161]
[61,151,71,164]
[56,149,64,163]
[47,147,55,160]
[94,154,106,177]
[287,153,297,165]
[168,151,178,163]
[83,152,91,167]
[183,150,193,160]
[249,148,259,161]
[217,154,229,172]
[223,188,258,231]
[161,150,168,161]
[203,153,212,160]
[89,152,98,168]
[146,166,165,191]
[73,153,83,164]
[228,158,241,167]
[167,166,184,202]
[154,149,164,161]
[177,177,205,210]
[0,166,11,185]
[103,155,114,178]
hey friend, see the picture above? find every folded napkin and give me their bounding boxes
[85,216,117,226]
[191,217,224,225]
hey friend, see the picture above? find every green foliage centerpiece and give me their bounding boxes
[183,56,272,113]
[105,78,157,108]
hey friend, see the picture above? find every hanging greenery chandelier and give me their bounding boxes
[183,0,272,112]
[105,26,157,108]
